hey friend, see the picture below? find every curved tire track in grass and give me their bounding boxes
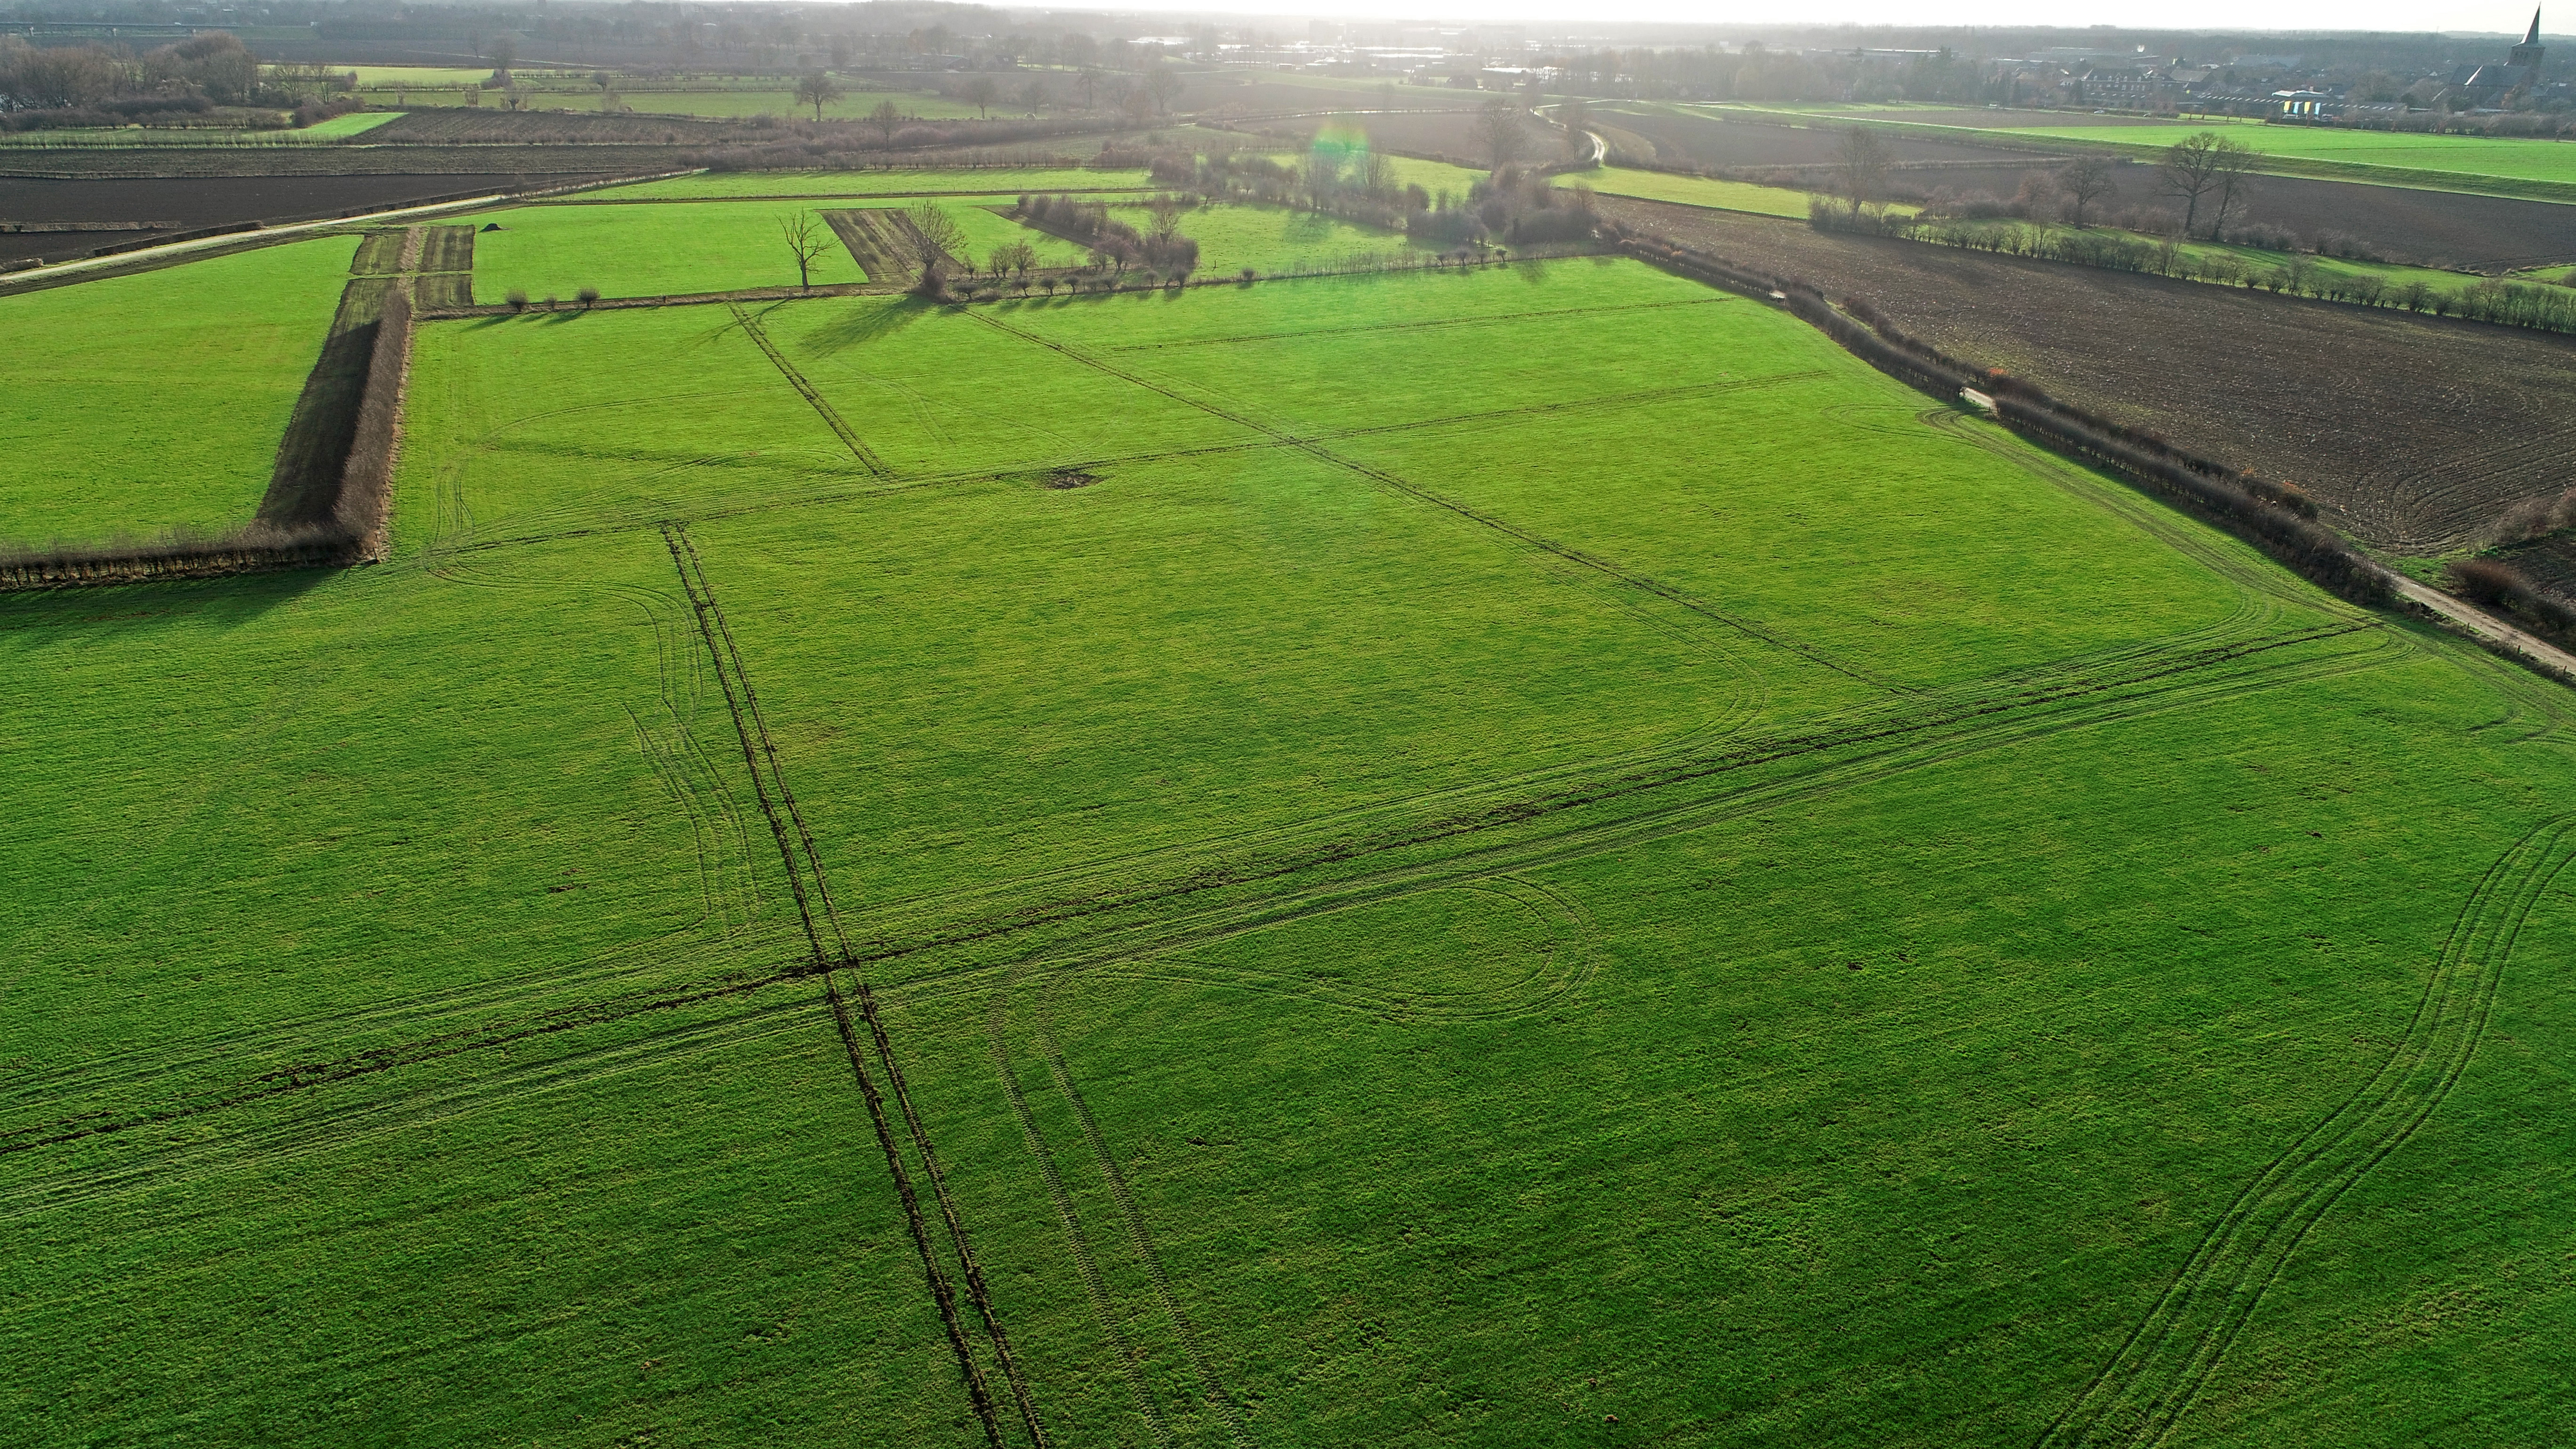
[2036,813,2576,1449]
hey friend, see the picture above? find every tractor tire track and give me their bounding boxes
[892,621,2401,1017]
[729,301,893,480]
[967,308,1897,694]
[988,1004,1178,1449]
[1099,293,1740,352]
[667,524,1047,1449]
[2035,813,2576,1449]
[0,616,2385,1170]
[662,524,1018,1448]
[1032,1000,1254,1449]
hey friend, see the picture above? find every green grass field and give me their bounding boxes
[1557,164,1840,218]
[1122,199,1441,274]
[472,199,867,301]
[1712,102,2576,193]
[7,177,2576,1447]
[0,236,355,545]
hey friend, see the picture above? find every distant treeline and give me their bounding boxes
[1015,193,1199,275]
[1115,140,1596,250]
[695,115,1127,170]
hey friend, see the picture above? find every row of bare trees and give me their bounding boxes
[781,63,1183,124]
[0,32,261,111]
[1837,123,2257,239]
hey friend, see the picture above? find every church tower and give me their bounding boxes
[2510,8,2546,70]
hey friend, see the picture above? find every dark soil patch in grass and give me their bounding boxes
[1041,468,1100,489]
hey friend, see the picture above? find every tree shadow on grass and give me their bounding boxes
[0,565,338,652]
[798,293,937,358]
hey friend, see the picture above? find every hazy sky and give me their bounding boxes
[1131,0,2546,35]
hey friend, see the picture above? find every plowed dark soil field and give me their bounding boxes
[1605,195,2576,556]
[364,109,732,145]
[0,144,699,178]
[0,174,592,266]
[1597,104,2036,168]
[1889,159,2576,270]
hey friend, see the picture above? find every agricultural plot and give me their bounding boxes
[469,199,865,301]
[1114,199,1442,274]
[0,110,401,147]
[1561,164,1835,218]
[1723,103,2576,192]
[0,235,356,546]
[617,88,985,121]
[587,167,1155,200]
[1602,196,2576,555]
[1382,153,1489,198]
[12,193,2576,1449]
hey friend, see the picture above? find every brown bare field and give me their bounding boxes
[0,173,593,266]
[1606,195,2576,556]
[0,144,694,178]
[1596,105,2024,168]
[363,110,734,145]
[1195,78,1493,116]
[1889,159,2576,270]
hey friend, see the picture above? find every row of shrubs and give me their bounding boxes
[2450,557,2576,645]
[1923,186,2406,265]
[1014,193,1199,275]
[1609,225,2391,608]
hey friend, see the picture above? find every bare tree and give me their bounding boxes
[1017,77,1049,111]
[780,212,833,291]
[2160,131,2258,238]
[898,201,969,273]
[1144,192,1185,242]
[795,70,845,121]
[1838,127,1892,221]
[964,75,998,118]
[1144,65,1186,114]
[2059,154,2115,226]
[1473,98,1526,170]
[2209,153,2258,239]
[869,98,902,143]
[1077,66,1103,109]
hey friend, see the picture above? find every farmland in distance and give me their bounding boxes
[5,160,2576,1449]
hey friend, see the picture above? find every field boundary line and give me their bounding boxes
[1100,293,1739,352]
[986,1006,1179,1448]
[964,307,1895,693]
[725,302,894,479]
[542,187,1167,205]
[661,524,1020,1448]
[666,524,1046,1448]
